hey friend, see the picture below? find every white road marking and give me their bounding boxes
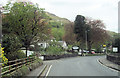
[97,59,119,73]
[45,65,52,77]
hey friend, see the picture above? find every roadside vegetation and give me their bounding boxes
[2,56,43,77]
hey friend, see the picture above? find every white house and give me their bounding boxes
[38,42,49,48]
[21,47,34,56]
[58,41,68,49]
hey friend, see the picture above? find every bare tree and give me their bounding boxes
[63,22,76,44]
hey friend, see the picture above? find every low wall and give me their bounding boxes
[106,53,120,65]
[42,53,78,60]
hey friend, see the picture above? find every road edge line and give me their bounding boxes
[97,59,119,73]
[45,65,52,78]
[37,65,47,77]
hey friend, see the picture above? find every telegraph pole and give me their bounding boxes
[85,31,87,50]
[0,9,2,77]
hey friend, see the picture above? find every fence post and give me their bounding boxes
[0,7,2,78]
[0,63,2,77]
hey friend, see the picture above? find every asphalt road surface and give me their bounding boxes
[44,56,119,76]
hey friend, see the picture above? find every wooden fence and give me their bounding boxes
[1,56,35,76]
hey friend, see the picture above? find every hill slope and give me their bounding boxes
[45,12,71,41]
[46,12,71,25]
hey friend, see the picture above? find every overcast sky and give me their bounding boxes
[1,0,119,32]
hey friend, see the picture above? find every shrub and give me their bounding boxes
[2,34,22,57]
[0,44,8,66]
[20,65,30,75]
[46,46,64,55]
[6,50,26,61]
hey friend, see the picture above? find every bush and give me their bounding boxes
[46,46,64,55]
[2,34,22,56]
[6,50,26,61]
[20,65,30,75]
[0,45,8,66]
[95,47,103,53]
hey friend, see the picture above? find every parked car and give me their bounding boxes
[72,46,79,52]
[78,52,82,56]
[91,51,95,54]
[83,50,89,53]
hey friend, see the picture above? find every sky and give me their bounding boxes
[0,0,119,33]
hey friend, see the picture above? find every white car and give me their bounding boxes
[83,50,89,53]
[78,52,82,56]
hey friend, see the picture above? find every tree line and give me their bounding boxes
[63,15,119,53]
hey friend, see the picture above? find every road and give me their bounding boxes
[44,56,118,76]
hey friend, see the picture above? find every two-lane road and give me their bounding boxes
[44,56,118,76]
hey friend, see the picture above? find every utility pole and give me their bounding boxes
[0,9,2,78]
[85,30,89,50]
[85,31,87,50]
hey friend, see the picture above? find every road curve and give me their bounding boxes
[45,56,118,76]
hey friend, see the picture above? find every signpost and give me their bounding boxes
[103,45,107,54]
[103,45,106,47]
[113,47,118,52]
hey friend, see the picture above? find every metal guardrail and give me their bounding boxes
[2,56,35,76]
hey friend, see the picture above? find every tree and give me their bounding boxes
[63,22,76,44]
[74,15,86,41]
[74,15,109,53]
[85,18,109,53]
[51,27,64,41]
[74,15,87,51]
[3,2,49,57]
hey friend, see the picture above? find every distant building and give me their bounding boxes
[38,42,49,48]
[21,47,34,56]
[58,41,68,49]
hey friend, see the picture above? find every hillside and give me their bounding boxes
[106,30,117,37]
[46,12,71,25]
[45,12,118,41]
[45,12,72,41]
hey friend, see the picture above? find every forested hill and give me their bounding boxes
[46,12,117,41]
[45,12,71,41]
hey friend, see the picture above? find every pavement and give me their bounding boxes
[99,57,120,72]
[25,64,47,78]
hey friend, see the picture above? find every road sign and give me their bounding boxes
[103,45,106,47]
[113,47,118,52]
